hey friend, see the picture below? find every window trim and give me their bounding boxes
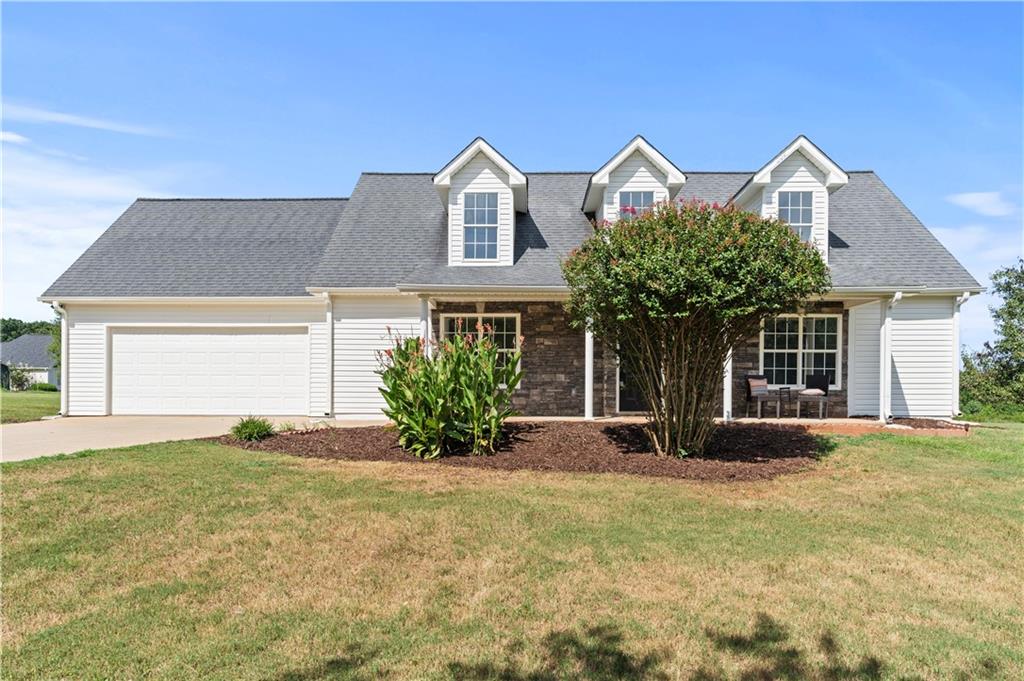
[777,190,814,242]
[462,191,499,261]
[758,313,843,389]
[438,312,522,375]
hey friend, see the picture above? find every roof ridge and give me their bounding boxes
[136,197,349,202]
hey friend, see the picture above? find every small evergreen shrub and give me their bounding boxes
[27,382,58,392]
[231,416,276,442]
[377,326,522,459]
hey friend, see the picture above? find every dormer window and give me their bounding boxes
[779,191,813,242]
[463,192,498,260]
[619,191,654,220]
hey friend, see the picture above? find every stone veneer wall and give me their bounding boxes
[431,301,617,417]
[730,302,849,418]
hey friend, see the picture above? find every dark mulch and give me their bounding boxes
[223,421,836,482]
[891,417,968,431]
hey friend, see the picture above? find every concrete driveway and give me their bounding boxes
[1,415,347,462]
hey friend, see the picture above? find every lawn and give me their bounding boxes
[0,390,60,424]
[2,424,1022,680]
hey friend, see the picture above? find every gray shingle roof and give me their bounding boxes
[1,334,55,369]
[43,198,347,297]
[42,170,980,298]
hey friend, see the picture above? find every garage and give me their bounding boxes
[110,327,309,415]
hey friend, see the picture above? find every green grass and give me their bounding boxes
[0,389,60,423]
[2,425,1022,680]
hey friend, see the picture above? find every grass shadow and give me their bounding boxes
[266,643,384,681]
[603,424,837,462]
[448,623,669,680]
[691,612,885,680]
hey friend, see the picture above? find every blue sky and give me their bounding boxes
[3,2,1021,350]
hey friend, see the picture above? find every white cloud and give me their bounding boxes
[945,191,1016,217]
[1,130,30,144]
[4,103,170,137]
[1,147,175,320]
[930,222,1023,352]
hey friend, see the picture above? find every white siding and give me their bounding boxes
[308,312,331,417]
[332,295,420,417]
[891,297,955,417]
[448,152,514,266]
[758,151,830,262]
[848,301,881,416]
[64,302,326,416]
[602,151,670,223]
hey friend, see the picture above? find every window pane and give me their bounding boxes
[486,243,497,259]
[487,193,497,208]
[779,192,789,208]
[485,208,497,225]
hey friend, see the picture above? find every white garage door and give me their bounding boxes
[111,328,309,415]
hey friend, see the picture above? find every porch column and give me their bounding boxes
[722,349,733,421]
[419,297,433,358]
[953,292,969,415]
[879,292,902,422]
[324,292,334,417]
[584,321,594,420]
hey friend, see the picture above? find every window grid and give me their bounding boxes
[619,191,655,219]
[761,315,840,387]
[442,315,519,368]
[778,191,813,242]
[463,192,498,260]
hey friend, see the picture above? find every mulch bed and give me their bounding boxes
[890,417,968,431]
[223,421,837,482]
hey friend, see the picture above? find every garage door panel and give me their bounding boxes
[111,328,309,415]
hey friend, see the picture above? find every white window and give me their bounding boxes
[778,191,813,242]
[619,191,654,219]
[760,314,841,387]
[441,314,520,368]
[463,192,498,260]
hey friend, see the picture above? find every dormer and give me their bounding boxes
[582,135,686,222]
[730,135,848,263]
[434,138,527,267]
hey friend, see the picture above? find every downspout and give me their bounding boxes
[51,301,69,416]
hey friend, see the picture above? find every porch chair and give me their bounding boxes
[797,373,830,419]
[745,374,779,418]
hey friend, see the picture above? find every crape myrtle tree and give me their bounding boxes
[562,200,831,457]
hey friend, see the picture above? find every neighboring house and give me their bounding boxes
[40,135,981,420]
[1,333,59,389]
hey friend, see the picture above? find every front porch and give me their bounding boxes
[414,294,958,422]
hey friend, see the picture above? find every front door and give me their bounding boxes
[617,351,646,412]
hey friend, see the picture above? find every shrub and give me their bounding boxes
[276,421,297,433]
[7,365,32,392]
[377,326,522,459]
[231,416,276,442]
[563,200,830,456]
[27,382,58,392]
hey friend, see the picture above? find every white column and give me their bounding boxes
[584,322,594,420]
[878,298,888,423]
[55,302,69,416]
[324,293,334,417]
[419,298,432,357]
[722,349,733,421]
[952,292,968,415]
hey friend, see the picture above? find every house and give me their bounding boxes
[1,333,59,389]
[40,135,981,420]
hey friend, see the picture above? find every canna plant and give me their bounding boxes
[377,323,522,458]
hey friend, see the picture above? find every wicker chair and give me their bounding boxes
[797,373,830,418]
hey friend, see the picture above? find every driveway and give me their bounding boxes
[1,415,366,462]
